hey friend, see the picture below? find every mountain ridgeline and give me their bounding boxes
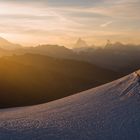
[0,37,139,74]
[0,37,139,108]
[0,54,120,108]
[0,70,140,139]
[73,41,140,74]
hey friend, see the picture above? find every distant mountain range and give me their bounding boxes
[0,53,120,108]
[0,37,139,75]
[14,44,77,59]
[74,42,140,74]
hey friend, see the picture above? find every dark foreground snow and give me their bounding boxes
[0,72,140,140]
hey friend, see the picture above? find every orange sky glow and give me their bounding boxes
[0,0,140,47]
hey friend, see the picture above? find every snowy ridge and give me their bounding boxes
[0,72,140,139]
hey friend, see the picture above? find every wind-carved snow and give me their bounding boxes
[0,72,140,139]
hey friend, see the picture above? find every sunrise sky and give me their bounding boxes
[0,0,140,47]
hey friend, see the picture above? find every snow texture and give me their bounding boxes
[0,72,140,140]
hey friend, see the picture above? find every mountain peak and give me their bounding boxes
[0,36,21,50]
[74,38,89,48]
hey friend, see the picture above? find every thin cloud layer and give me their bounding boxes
[0,0,139,46]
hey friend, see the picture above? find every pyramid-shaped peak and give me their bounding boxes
[74,38,88,48]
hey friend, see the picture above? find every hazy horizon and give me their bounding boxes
[1,36,140,49]
[0,0,140,47]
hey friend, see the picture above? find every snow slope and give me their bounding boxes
[0,71,140,140]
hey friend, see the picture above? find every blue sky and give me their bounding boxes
[0,0,140,47]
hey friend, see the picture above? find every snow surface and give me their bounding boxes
[0,72,140,139]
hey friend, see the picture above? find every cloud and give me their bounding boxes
[0,0,140,46]
[100,21,113,27]
[1,0,105,7]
